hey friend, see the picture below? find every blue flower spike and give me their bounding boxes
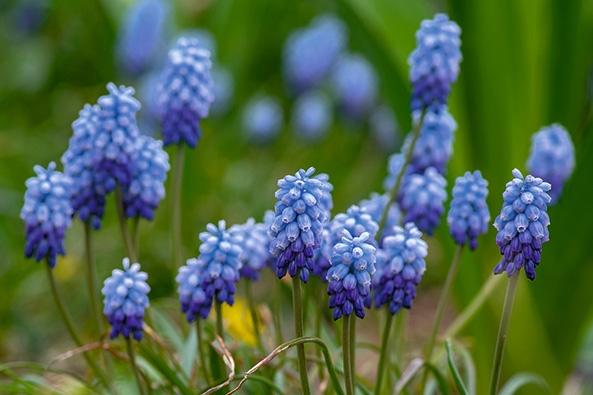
[234,218,270,281]
[409,14,462,112]
[102,258,150,340]
[493,169,551,280]
[21,162,73,268]
[526,124,575,205]
[176,258,210,322]
[358,192,402,241]
[292,90,333,142]
[156,37,214,147]
[372,223,428,314]
[448,171,490,250]
[242,95,284,144]
[268,167,329,283]
[331,53,378,120]
[327,231,376,320]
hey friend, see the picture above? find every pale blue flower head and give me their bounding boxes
[292,90,332,142]
[102,258,150,340]
[358,192,402,241]
[370,105,400,152]
[331,53,378,120]
[21,162,73,267]
[526,124,575,204]
[176,258,210,322]
[242,95,284,144]
[493,169,551,280]
[234,218,270,281]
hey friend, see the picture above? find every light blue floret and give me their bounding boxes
[242,95,284,143]
[292,90,332,142]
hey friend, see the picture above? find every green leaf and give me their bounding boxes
[498,372,551,395]
[451,342,477,395]
[445,339,468,395]
[181,325,197,377]
[137,343,193,395]
[394,358,450,395]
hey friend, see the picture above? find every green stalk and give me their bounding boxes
[349,316,355,379]
[420,245,464,390]
[45,263,111,390]
[114,184,137,262]
[126,338,147,395]
[489,273,520,395]
[342,315,354,395]
[374,312,394,395]
[215,301,224,339]
[315,286,325,383]
[196,319,211,386]
[171,144,185,269]
[246,281,264,352]
[377,108,426,237]
[292,273,311,395]
[274,280,283,346]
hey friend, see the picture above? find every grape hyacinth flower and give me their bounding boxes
[398,167,447,235]
[62,104,107,229]
[448,171,490,250]
[21,162,73,267]
[196,220,243,310]
[328,205,379,250]
[403,107,456,175]
[116,0,169,76]
[526,124,575,204]
[177,28,217,59]
[359,192,402,240]
[292,90,332,142]
[242,96,284,143]
[176,258,210,321]
[383,153,404,192]
[331,53,378,120]
[123,136,170,220]
[102,258,150,340]
[156,37,214,147]
[211,67,235,116]
[268,167,328,283]
[370,105,400,152]
[283,14,347,93]
[372,223,428,314]
[409,14,462,112]
[235,218,270,281]
[493,169,551,280]
[327,231,376,319]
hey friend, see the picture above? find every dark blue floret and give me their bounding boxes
[21,162,73,268]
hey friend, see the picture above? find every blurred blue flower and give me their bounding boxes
[409,14,462,112]
[371,223,428,314]
[291,90,332,142]
[493,169,551,280]
[13,0,49,35]
[369,105,400,152]
[263,210,278,271]
[196,220,243,309]
[242,95,284,143]
[398,167,448,235]
[234,218,270,281]
[383,153,404,192]
[358,192,402,241]
[331,53,378,120]
[116,0,169,75]
[447,171,490,250]
[327,231,376,320]
[403,107,456,175]
[211,67,235,116]
[176,28,217,59]
[526,124,575,204]
[102,258,150,340]
[21,162,73,268]
[62,104,107,229]
[156,37,214,147]
[268,167,329,283]
[176,258,209,322]
[283,14,347,93]
[123,135,170,220]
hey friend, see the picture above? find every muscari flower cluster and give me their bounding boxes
[268,168,328,283]
[242,96,284,143]
[331,53,378,120]
[408,13,462,112]
[447,171,490,250]
[327,231,376,320]
[309,173,334,281]
[291,90,333,142]
[371,223,428,314]
[370,105,400,152]
[156,37,214,147]
[102,258,150,340]
[122,136,170,220]
[526,124,575,204]
[493,169,551,280]
[358,192,402,240]
[21,163,73,268]
[235,218,270,281]
[176,220,243,321]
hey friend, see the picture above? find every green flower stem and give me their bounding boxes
[315,286,325,383]
[215,301,224,339]
[374,312,394,395]
[84,221,103,336]
[444,274,504,339]
[245,281,264,353]
[420,245,464,391]
[114,184,137,263]
[292,273,311,395]
[377,108,427,236]
[196,319,211,386]
[171,143,185,269]
[349,315,355,379]
[342,315,354,395]
[126,337,147,395]
[489,273,520,395]
[273,280,283,346]
[45,263,111,390]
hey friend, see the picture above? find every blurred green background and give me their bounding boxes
[1,0,593,393]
